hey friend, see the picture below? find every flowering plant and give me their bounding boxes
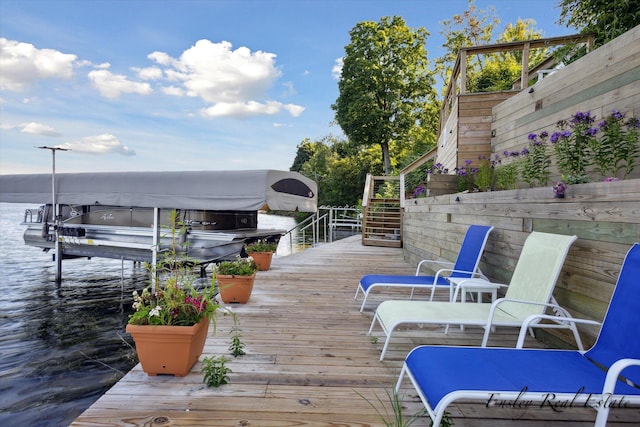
[553,181,567,197]
[551,111,597,184]
[129,275,218,326]
[494,151,520,190]
[427,162,449,175]
[216,256,258,276]
[128,210,220,326]
[521,131,551,187]
[245,239,278,253]
[412,185,426,198]
[591,110,640,180]
[474,155,495,191]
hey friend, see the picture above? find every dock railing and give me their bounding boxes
[281,206,362,253]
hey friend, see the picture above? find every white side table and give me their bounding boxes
[447,277,501,303]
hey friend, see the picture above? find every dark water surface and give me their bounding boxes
[0,203,142,426]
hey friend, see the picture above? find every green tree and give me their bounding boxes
[291,135,379,206]
[435,0,498,94]
[438,2,548,94]
[290,138,315,172]
[558,0,640,47]
[332,16,439,176]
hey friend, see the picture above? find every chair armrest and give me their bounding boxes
[516,313,601,349]
[602,358,640,394]
[416,259,454,275]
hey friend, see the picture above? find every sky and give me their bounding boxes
[0,0,575,175]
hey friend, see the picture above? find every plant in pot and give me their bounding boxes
[245,239,278,271]
[216,256,258,304]
[126,210,231,377]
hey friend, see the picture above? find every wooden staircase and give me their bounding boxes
[361,175,403,248]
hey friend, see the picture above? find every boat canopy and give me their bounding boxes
[0,170,317,212]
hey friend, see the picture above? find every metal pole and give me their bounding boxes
[38,146,69,285]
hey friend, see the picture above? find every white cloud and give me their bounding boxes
[88,69,153,98]
[283,104,305,117]
[332,57,343,80]
[150,39,304,118]
[20,122,62,137]
[161,85,185,96]
[134,66,163,80]
[281,81,297,96]
[58,133,135,156]
[147,51,173,66]
[0,38,77,91]
[200,100,304,118]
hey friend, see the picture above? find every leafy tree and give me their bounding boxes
[437,2,548,94]
[435,0,498,94]
[558,0,640,47]
[290,138,315,172]
[291,135,379,206]
[332,16,439,176]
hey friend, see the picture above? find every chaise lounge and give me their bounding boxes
[395,242,640,426]
[355,224,494,311]
[369,231,579,360]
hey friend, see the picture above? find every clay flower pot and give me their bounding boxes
[217,273,256,303]
[249,251,274,271]
[125,317,209,377]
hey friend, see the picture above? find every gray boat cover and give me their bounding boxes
[0,170,317,212]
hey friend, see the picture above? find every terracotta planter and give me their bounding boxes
[125,317,209,377]
[249,251,274,271]
[218,273,256,303]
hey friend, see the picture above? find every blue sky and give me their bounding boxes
[0,0,573,175]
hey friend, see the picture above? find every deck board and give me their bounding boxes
[71,236,639,426]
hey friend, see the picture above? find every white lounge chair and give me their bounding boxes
[369,231,578,360]
[355,225,494,311]
[395,242,640,426]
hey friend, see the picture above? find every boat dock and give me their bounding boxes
[71,236,638,426]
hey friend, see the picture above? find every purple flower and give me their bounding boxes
[626,117,640,129]
[503,150,510,157]
[550,132,560,143]
[521,147,530,155]
[610,109,624,120]
[553,181,567,195]
[412,186,426,197]
[540,130,548,138]
[464,159,472,166]
[586,127,598,136]
[510,151,520,157]
[528,133,537,140]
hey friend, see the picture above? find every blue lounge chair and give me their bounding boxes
[395,242,640,426]
[355,224,494,311]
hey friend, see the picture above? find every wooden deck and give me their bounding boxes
[72,236,638,426]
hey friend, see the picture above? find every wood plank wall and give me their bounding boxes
[458,91,517,166]
[492,25,640,180]
[402,178,640,349]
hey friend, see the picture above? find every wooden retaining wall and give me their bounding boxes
[402,178,640,348]
[492,25,640,180]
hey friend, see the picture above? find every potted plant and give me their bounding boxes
[216,256,258,303]
[245,239,278,270]
[125,210,228,377]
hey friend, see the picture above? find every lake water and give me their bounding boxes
[0,202,297,427]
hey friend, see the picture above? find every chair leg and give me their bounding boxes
[394,363,407,392]
[379,335,392,361]
[359,293,368,312]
